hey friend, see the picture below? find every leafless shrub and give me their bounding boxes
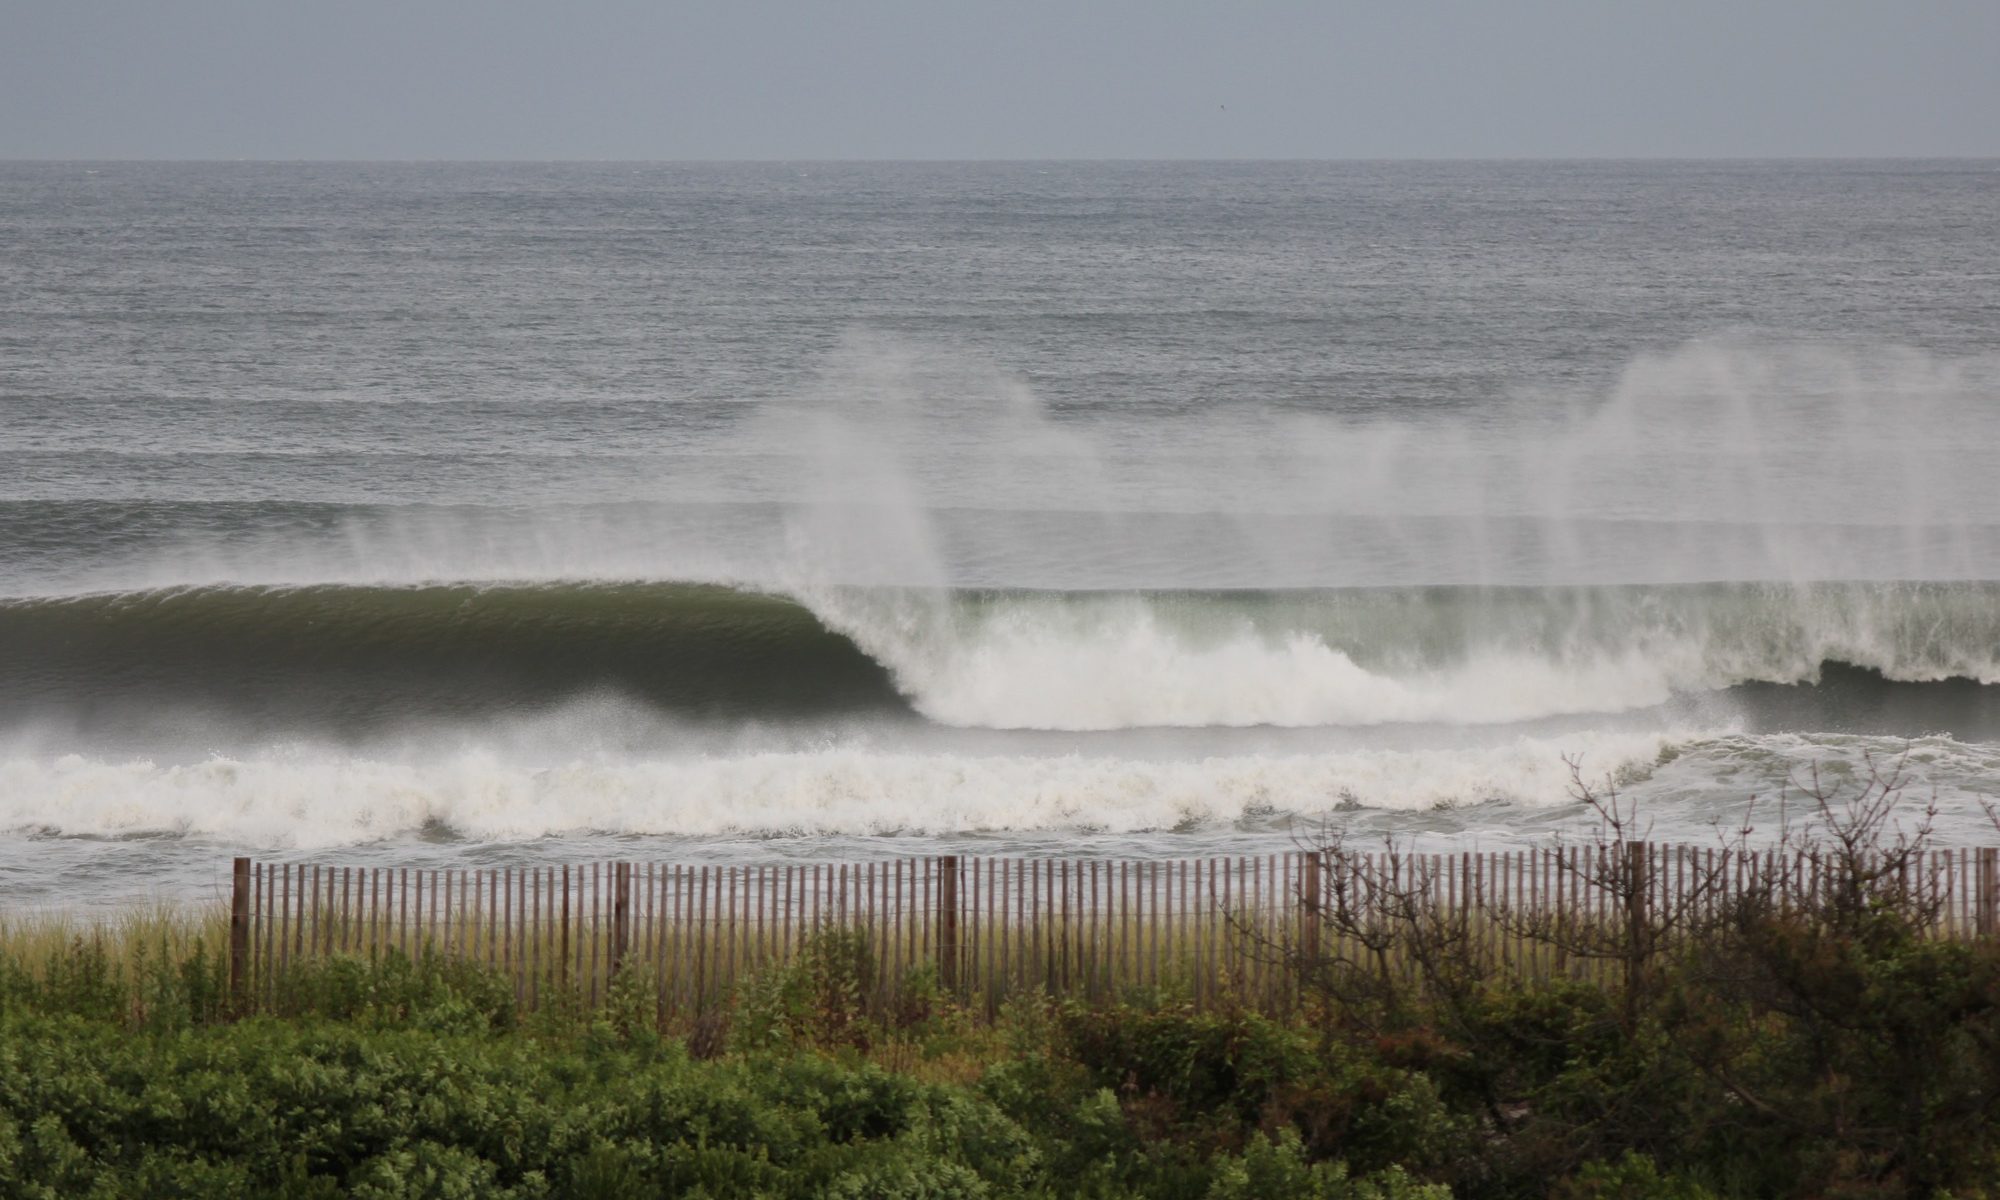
[1222,745,1960,1030]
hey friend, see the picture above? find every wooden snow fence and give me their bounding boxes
[226,845,2000,1019]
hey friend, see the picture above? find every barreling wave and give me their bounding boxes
[5,579,2000,735]
[0,582,905,735]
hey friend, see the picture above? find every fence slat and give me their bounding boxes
[939,856,959,993]
[1981,849,1998,937]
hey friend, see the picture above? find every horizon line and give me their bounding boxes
[5,154,1999,166]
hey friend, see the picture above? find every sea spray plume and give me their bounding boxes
[762,338,968,726]
[35,501,776,597]
[1533,339,2000,583]
[1138,339,2000,586]
[764,333,1115,584]
[30,337,1998,594]
[765,335,1121,718]
[770,339,950,591]
[762,338,2000,596]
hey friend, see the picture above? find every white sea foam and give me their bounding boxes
[793,581,2000,730]
[797,588,1671,728]
[0,731,1688,847]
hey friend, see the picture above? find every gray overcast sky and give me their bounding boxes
[5,0,1997,159]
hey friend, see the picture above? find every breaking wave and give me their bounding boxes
[7,578,2000,735]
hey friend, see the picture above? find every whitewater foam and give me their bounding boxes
[795,581,2000,731]
[0,731,1689,847]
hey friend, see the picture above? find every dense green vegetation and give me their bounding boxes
[0,933,1450,1199]
[3,873,1997,1199]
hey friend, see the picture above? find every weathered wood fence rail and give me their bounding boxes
[227,845,2000,1017]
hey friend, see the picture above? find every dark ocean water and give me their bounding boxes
[4,160,2000,905]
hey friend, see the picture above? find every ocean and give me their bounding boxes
[5,159,2000,907]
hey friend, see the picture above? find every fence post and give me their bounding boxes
[612,863,631,978]
[1979,848,1998,938]
[1626,842,1652,946]
[230,857,252,1014]
[1299,851,1322,980]
[1624,842,1652,1017]
[938,856,960,993]
[560,865,571,989]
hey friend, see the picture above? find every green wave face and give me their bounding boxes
[0,582,909,737]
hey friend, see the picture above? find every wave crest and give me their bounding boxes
[805,580,2000,730]
[6,579,2000,735]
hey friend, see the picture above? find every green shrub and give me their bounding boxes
[1206,1131,1452,1200]
[733,924,877,1053]
[1554,1152,1718,1200]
